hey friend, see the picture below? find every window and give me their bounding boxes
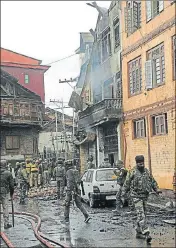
[152,114,168,135]
[173,35,176,80]
[6,136,20,150]
[146,0,164,22]
[101,27,111,62]
[125,0,141,36]
[134,118,146,138]
[96,169,116,181]
[145,43,165,90]
[33,138,38,154]
[113,17,120,48]
[24,74,29,84]
[3,105,8,115]
[128,56,142,96]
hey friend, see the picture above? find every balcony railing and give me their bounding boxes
[78,98,122,129]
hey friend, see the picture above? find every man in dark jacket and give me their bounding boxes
[0,160,14,229]
[64,160,91,223]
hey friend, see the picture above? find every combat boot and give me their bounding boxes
[84,215,91,223]
[145,231,152,243]
[4,224,12,229]
[136,232,146,239]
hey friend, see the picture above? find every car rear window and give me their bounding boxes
[96,169,117,181]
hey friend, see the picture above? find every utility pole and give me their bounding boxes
[59,78,77,160]
[50,99,71,161]
[55,111,58,160]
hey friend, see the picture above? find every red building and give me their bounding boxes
[1,48,50,102]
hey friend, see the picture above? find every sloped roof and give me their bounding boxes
[80,32,94,43]
[1,47,42,65]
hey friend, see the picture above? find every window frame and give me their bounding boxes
[152,113,168,136]
[133,118,146,139]
[24,74,29,84]
[128,56,142,96]
[146,42,165,88]
[146,0,164,23]
[125,0,141,36]
[6,136,20,150]
[113,17,120,49]
[86,171,94,183]
[100,27,111,62]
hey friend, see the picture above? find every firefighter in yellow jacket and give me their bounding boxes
[30,160,38,188]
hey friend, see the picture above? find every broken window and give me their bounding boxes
[128,56,142,96]
[113,17,120,49]
[125,0,141,36]
[134,118,146,138]
[25,74,29,84]
[6,136,20,150]
[101,27,111,62]
[152,113,168,135]
[145,43,165,90]
[146,0,164,22]
[103,123,118,153]
[173,35,176,80]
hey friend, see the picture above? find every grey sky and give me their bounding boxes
[1,1,111,115]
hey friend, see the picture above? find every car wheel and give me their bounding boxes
[89,195,96,208]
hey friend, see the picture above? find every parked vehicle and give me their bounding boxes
[80,168,120,208]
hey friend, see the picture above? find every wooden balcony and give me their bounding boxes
[0,99,44,127]
[78,98,122,129]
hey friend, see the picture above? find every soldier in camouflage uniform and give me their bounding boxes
[0,160,14,229]
[53,158,65,201]
[17,162,29,204]
[112,160,128,212]
[64,160,91,223]
[122,155,160,243]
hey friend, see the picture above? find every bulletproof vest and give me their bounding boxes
[56,166,64,178]
[117,168,128,186]
[131,168,152,194]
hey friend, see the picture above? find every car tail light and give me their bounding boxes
[93,186,100,193]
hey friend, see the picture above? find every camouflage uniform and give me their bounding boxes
[64,160,90,223]
[0,160,14,229]
[17,163,28,204]
[113,161,128,211]
[53,159,65,200]
[122,155,159,242]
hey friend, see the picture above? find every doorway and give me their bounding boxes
[108,154,114,167]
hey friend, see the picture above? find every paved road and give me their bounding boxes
[2,186,175,248]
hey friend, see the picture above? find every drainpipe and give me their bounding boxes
[146,115,152,175]
[96,127,100,167]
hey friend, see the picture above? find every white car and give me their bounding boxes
[80,168,120,208]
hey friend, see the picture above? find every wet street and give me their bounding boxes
[6,184,175,248]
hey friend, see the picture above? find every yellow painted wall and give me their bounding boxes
[121,1,176,189]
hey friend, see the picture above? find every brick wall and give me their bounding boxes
[124,109,175,189]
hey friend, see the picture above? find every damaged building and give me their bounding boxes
[69,1,123,173]
[0,69,44,164]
